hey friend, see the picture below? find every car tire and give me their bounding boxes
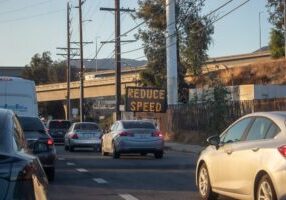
[69,146,74,152]
[256,174,277,200]
[101,145,108,156]
[141,153,147,156]
[46,167,55,182]
[64,145,69,151]
[112,142,120,159]
[198,163,218,200]
[154,151,163,159]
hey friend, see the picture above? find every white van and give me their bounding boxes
[0,77,38,117]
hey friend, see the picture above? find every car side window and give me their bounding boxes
[116,123,123,131]
[221,118,252,144]
[265,122,280,139]
[12,116,26,151]
[245,117,272,141]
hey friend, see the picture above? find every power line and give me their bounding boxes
[120,0,252,57]
[0,9,65,24]
[0,0,55,16]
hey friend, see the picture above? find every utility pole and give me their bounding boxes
[166,0,178,105]
[78,0,85,122]
[67,2,71,121]
[100,3,135,120]
[115,0,121,120]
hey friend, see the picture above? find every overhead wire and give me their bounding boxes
[0,0,56,16]
[0,9,65,24]
[119,0,252,56]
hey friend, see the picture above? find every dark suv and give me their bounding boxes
[18,116,57,181]
[47,120,71,143]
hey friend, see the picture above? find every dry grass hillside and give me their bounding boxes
[187,58,286,87]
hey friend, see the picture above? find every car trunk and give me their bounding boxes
[75,130,101,140]
[124,129,158,141]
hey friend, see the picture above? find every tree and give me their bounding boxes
[136,0,213,102]
[22,51,78,84]
[266,0,284,31]
[269,28,285,58]
[266,0,285,58]
[22,52,52,84]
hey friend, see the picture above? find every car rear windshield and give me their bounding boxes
[74,123,99,131]
[49,121,71,129]
[18,117,45,132]
[122,121,155,129]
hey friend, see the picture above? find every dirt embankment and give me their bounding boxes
[187,59,286,87]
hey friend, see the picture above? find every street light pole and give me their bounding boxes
[259,11,263,50]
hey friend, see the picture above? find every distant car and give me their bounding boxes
[196,112,286,200]
[0,109,48,199]
[64,122,103,152]
[18,116,57,182]
[101,120,164,159]
[46,120,71,143]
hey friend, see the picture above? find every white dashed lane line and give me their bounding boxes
[66,162,75,166]
[93,178,108,184]
[58,157,65,161]
[119,194,139,200]
[76,168,88,172]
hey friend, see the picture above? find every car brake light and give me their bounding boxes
[119,132,134,137]
[47,138,54,145]
[71,133,78,139]
[152,131,163,138]
[278,145,286,157]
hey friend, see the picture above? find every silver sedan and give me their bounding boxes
[196,112,286,200]
[101,120,164,159]
[64,122,102,152]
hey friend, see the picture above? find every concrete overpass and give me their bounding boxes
[36,75,138,102]
[36,51,271,102]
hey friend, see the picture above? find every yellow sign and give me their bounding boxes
[125,87,166,113]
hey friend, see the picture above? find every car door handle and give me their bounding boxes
[252,147,260,152]
[225,150,233,155]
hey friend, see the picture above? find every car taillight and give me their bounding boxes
[71,133,78,139]
[119,132,134,137]
[278,145,286,157]
[152,131,163,138]
[47,138,54,145]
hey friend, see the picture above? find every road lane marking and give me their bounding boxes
[119,194,139,200]
[93,178,108,184]
[58,157,65,161]
[76,168,88,172]
[66,162,75,166]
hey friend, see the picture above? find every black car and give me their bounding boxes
[0,109,48,199]
[46,120,71,143]
[18,116,57,181]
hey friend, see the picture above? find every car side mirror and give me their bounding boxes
[207,135,220,149]
[33,142,49,154]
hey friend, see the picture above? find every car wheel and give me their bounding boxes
[64,145,69,151]
[101,144,108,156]
[112,142,120,159]
[256,174,277,200]
[69,145,74,152]
[198,163,218,200]
[46,167,55,182]
[141,153,147,156]
[154,151,163,159]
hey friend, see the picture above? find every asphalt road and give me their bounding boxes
[48,145,231,200]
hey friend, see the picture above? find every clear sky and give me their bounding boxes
[0,0,272,66]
